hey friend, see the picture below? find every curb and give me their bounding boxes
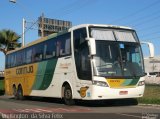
[139,103,160,107]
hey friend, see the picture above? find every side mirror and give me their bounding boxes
[141,41,154,58]
[86,38,96,55]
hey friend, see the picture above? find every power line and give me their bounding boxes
[132,14,160,27]
[125,9,160,25]
[14,0,81,39]
[139,31,160,38]
[14,1,35,19]
[19,19,39,39]
[48,0,83,16]
[111,1,160,42]
[22,0,97,38]
[55,0,96,18]
[137,24,160,32]
[140,35,160,40]
[110,0,160,24]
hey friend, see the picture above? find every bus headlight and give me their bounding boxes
[92,80,108,87]
[138,81,145,86]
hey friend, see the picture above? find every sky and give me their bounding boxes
[0,0,160,70]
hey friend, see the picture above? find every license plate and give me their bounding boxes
[119,91,128,95]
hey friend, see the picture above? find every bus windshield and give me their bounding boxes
[90,28,144,78]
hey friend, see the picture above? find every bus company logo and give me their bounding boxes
[109,80,120,83]
[16,66,33,75]
[79,86,89,98]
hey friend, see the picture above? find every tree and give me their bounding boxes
[0,29,21,55]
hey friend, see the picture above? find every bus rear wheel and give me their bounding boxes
[64,85,75,105]
[17,86,24,100]
[13,86,18,100]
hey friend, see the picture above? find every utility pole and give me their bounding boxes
[22,18,26,47]
[9,0,25,47]
[41,13,44,37]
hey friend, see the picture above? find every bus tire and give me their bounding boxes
[17,86,24,100]
[64,85,75,105]
[13,85,18,100]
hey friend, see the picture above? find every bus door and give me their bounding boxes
[73,28,92,88]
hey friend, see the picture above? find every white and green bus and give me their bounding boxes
[5,24,154,105]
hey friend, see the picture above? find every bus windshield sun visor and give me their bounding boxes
[91,29,137,42]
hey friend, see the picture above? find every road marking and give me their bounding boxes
[116,113,141,119]
[13,109,31,113]
[0,107,92,114]
[35,108,53,113]
[13,109,42,113]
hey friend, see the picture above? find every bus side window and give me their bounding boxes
[7,55,11,68]
[5,55,8,68]
[64,33,71,55]
[33,43,44,62]
[44,39,56,59]
[44,33,71,59]
[57,33,71,56]
[26,47,32,64]
[16,50,25,66]
[10,54,14,67]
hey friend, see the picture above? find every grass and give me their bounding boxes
[0,80,4,95]
[138,85,160,104]
[0,80,4,90]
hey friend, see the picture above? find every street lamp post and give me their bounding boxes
[9,0,16,3]
[9,0,25,47]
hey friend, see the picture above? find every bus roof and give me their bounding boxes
[7,24,133,55]
[69,24,133,31]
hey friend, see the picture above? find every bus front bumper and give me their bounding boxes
[83,85,145,100]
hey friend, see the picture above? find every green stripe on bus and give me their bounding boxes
[32,61,48,90]
[32,58,58,90]
[128,78,139,86]
[39,59,58,90]
[121,79,133,86]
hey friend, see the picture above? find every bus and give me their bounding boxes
[5,24,154,105]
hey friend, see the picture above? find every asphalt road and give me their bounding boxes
[0,95,160,119]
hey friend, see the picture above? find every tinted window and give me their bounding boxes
[16,50,25,66]
[26,47,32,64]
[74,28,87,49]
[57,33,71,57]
[73,28,92,80]
[6,55,11,68]
[6,32,71,68]
[44,32,71,59]
[32,43,44,62]
[44,39,56,59]
[9,53,17,67]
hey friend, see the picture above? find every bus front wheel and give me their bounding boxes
[64,85,75,105]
